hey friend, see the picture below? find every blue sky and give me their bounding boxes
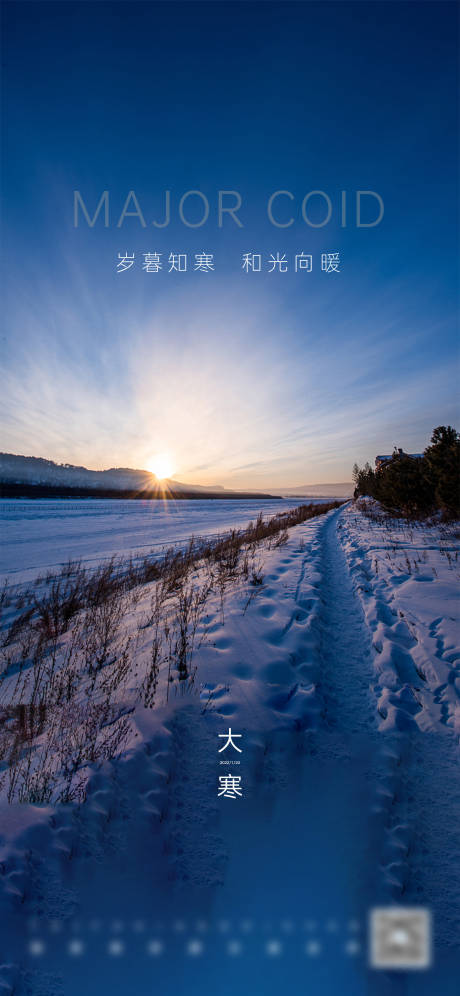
[2,0,459,487]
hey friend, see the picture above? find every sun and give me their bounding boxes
[147,453,174,481]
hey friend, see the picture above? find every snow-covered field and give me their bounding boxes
[0,501,459,995]
[0,497,314,585]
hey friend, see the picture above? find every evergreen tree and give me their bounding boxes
[376,452,432,517]
[424,426,460,516]
[352,425,459,518]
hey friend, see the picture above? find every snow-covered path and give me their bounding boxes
[316,509,378,734]
[2,505,459,995]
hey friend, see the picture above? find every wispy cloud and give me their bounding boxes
[2,258,458,487]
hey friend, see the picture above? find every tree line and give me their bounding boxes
[353,426,460,518]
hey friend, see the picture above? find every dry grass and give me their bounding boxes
[0,501,342,804]
[354,498,459,578]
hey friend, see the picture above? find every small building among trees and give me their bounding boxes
[375,449,423,471]
[353,427,460,518]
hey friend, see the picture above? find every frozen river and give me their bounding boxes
[0,496,326,584]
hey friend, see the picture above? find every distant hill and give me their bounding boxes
[281,482,353,498]
[0,453,278,500]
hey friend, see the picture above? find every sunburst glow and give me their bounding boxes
[147,453,174,481]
